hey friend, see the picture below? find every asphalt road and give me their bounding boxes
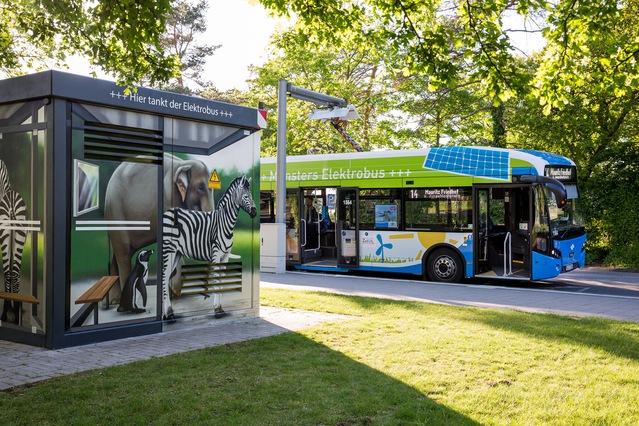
[471,267,639,298]
[324,267,639,298]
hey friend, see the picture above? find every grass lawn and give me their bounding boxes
[1,287,639,425]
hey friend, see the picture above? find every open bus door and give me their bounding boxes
[337,187,359,268]
[473,184,532,280]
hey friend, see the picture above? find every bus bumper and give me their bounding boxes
[555,233,587,273]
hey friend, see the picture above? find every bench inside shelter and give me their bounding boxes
[0,292,40,327]
[71,276,119,327]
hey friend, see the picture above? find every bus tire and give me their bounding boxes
[426,248,463,283]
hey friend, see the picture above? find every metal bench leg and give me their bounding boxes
[17,301,23,327]
[93,302,99,325]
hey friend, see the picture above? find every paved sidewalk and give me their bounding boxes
[0,306,352,391]
[262,272,639,322]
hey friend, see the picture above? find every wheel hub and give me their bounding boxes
[434,256,456,279]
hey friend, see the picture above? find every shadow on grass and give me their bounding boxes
[0,332,481,426]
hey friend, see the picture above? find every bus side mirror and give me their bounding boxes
[545,182,567,207]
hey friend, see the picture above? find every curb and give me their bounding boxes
[583,266,639,273]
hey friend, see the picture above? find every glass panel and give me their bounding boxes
[544,185,585,239]
[490,197,505,227]
[0,100,46,333]
[533,185,550,254]
[162,139,257,320]
[260,190,275,223]
[172,119,238,152]
[69,108,160,327]
[477,189,489,262]
[303,194,321,251]
[405,187,471,232]
[81,104,161,131]
[338,188,358,266]
[0,103,24,122]
[286,190,300,261]
[359,198,401,230]
[339,191,357,231]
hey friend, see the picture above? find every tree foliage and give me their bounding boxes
[258,0,639,113]
[392,75,493,147]
[159,0,220,89]
[1,0,180,88]
[248,27,503,156]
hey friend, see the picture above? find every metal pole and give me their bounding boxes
[275,79,287,223]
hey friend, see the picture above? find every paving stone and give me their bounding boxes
[0,306,350,390]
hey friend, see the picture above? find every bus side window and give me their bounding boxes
[260,190,275,223]
[358,192,401,230]
[405,188,472,232]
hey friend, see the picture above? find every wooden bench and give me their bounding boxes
[0,291,39,327]
[71,276,119,327]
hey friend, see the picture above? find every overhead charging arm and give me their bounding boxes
[329,118,364,152]
[287,83,364,153]
[515,175,567,207]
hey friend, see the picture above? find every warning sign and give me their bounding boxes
[209,169,221,189]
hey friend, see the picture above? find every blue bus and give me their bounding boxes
[260,146,586,282]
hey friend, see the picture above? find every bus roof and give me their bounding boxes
[260,147,575,189]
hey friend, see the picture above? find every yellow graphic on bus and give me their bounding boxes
[389,233,415,240]
[209,169,221,189]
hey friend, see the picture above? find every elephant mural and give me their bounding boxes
[104,153,215,303]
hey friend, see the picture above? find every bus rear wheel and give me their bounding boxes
[426,249,463,283]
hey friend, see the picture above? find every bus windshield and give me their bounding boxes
[545,184,585,239]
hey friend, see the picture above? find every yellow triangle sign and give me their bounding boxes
[209,169,221,189]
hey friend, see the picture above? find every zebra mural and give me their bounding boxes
[0,161,30,324]
[0,160,10,201]
[161,175,257,320]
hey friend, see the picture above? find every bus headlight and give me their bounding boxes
[581,242,586,252]
[551,248,562,259]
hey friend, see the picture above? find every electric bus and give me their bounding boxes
[260,146,586,282]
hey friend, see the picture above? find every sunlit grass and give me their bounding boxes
[1,288,638,425]
[260,288,639,425]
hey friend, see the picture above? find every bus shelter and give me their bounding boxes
[0,71,265,348]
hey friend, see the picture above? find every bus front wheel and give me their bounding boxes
[426,249,463,283]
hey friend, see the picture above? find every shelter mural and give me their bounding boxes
[0,101,45,334]
[0,71,264,348]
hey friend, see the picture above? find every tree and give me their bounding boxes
[1,0,180,89]
[159,0,220,90]
[505,47,639,266]
[257,0,639,111]
[392,74,493,147]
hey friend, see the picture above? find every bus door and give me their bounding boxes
[473,185,531,279]
[285,189,302,264]
[337,187,359,268]
[302,189,323,262]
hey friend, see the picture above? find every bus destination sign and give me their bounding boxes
[546,166,576,182]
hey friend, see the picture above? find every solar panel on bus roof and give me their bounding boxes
[422,147,510,180]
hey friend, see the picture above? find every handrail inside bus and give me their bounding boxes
[503,232,513,277]
[314,219,321,251]
[301,218,307,248]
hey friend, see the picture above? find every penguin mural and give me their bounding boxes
[118,249,154,313]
